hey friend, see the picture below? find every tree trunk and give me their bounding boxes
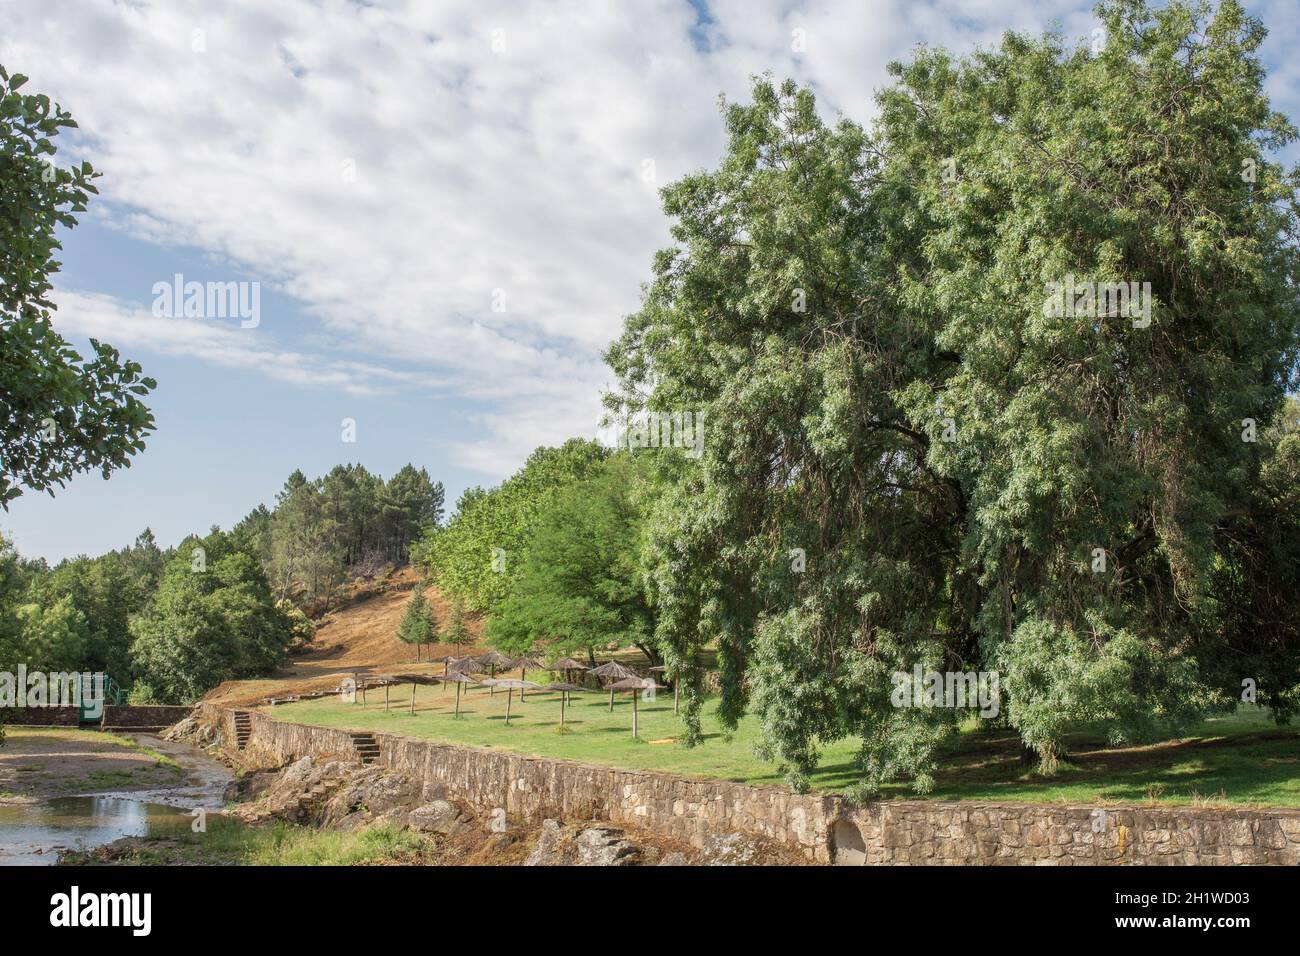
[634,643,663,668]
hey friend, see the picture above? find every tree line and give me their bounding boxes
[0,462,443,703]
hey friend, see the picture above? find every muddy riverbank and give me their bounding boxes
[0,727,234,865]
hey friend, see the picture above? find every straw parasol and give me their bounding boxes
[543,658,590,686]
[477,651,513,693]
[385,673,441,715]
[429,654,460,690]
[481,678,541,726]
[540,682,587,728]
[359,674,401,709]
[588,661,639,711]
[439,671,478,716]
[607,677,665,738]
[508,655,545,699]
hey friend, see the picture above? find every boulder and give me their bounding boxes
[524,819,570,866]
[575,826,641,866]
[163,716,197,741]
[698,831,758,866]
[408,800,461,834]
[322,766,419,827]
[280,756,315,785]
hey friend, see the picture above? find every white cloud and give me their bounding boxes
[4,0,1113,478]
[48,289,428,397]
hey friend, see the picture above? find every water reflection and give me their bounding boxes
[0,796,192,866]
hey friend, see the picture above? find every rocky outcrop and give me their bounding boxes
[524,819,643,866]
[164,714,224,749]
[408,800,467,835]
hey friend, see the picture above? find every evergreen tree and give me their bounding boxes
[444,596,470,654]
[396,586,436,661]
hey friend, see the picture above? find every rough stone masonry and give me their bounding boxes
[193,704,1300,865]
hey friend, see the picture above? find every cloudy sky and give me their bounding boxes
[3,0,1298,562]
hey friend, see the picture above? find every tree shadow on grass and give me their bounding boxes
[930,730,1300,804]
[797,726,1300,803]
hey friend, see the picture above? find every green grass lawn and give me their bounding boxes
[269,684,1300,806]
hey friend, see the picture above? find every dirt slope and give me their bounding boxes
[202,568,486,708]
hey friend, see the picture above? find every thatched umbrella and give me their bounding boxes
[508,655,545,700]
[430,654,461,691]
[439,671,477,716]
[362,675,400,711]
[446,657,481,686]
[588,661,639,711]
[477,651,513,694]
[540,682,587,728]
[546,657,589,686]
[482,678,541,726]
[388,674,440,715]
[607,677,665,739]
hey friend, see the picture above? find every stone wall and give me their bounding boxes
[7,704,192,729]
[100,705,193,729]
[6,706,82,726]
[195,704,1300,865]
[834,801,1300,866]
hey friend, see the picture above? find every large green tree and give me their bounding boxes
[0,65,155,505]
[24,552,144,680]
[607,0,1300,792]
[418,439,608,611]
[487,455,658,664]
[130,530,295,702]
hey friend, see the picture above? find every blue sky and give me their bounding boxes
[3,0,1299,563]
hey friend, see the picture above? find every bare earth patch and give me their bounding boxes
[0,728,185,801]
[201,569,490,709]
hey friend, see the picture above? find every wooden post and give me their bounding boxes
[455,681,461,717]
[608,687,614,712]
[411,682,416,715]
[384,683,390,712]
[505,688,513,726]
[362,681,367,707]
[520,668,526,702]
[560,693,566,728]
[632,691,638,739]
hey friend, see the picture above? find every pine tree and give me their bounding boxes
[397,587,433,661]
[444,596,470,655]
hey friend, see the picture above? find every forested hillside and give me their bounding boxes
[0,462,443,703]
